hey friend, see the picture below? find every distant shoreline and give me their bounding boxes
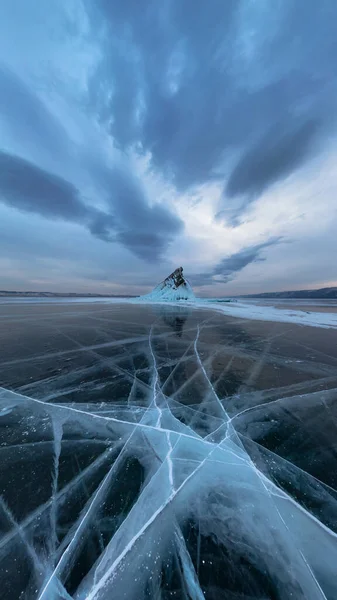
[0,291,136,298]
[1,285,337,300]
[240,286,337,299]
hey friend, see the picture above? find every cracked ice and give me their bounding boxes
[0,301,337,599]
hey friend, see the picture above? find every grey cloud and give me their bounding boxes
[225,120,320,200]
[0,63,183,259]
[108,168,179,233]
[0,149,182,261]
[0,150,119,252]
[0,64,70,158]
[0,150,90,222]
[192,238,283,287]
[213,239,282,281]
[117,231,169,262]
[88,0,337,217]
[88,0,239,188]
[189,273,214,287]
[88,213,116,242]
[110,175,183,260]
[85,158,184,260]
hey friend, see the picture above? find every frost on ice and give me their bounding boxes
[0,302,337,599]
[141,266,195,302]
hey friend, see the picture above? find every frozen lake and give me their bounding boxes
[1,301,337,599]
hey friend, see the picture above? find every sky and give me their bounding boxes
[0,0,337,297]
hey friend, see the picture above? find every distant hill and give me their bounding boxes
[244,287,337,299]
[0,291,135,298]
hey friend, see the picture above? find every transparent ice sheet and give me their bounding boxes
[0,302,337,599]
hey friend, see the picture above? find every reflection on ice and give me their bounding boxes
[0,303,337,599]
[151,304,192,337]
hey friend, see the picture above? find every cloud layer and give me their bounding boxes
[191,238,283,287]
[0,0,336,293]
[89,1,337,218]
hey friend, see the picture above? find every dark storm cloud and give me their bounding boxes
[88,0,337,217]
[191,238,282,287]
[0,150,182,261]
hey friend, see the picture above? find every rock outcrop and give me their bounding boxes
[142,267,195,301]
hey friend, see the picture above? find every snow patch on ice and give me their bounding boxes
[192,299,337,329]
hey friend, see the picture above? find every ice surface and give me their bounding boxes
[1,301,337,599]
[134,297,337,329]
